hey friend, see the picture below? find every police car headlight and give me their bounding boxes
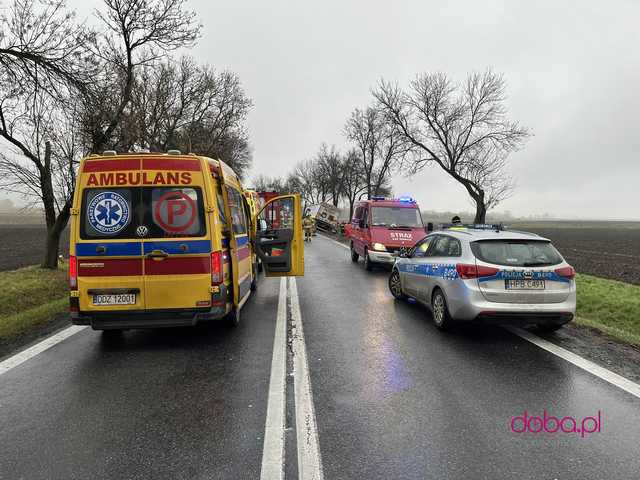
[372,243,387,252]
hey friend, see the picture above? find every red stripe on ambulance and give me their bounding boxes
[83,158,140,172]
[142,158,200,171]
[144,257,210,275]
[78,259,142,276]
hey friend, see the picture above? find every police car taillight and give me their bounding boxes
[555,265,575,280]
[211,251,222,284]
[69,255,78,289]
[456,264,499,279]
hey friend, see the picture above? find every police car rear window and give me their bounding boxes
[81,187,206,239]
[470,240,563,267]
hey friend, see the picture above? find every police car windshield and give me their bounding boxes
[370,207,423,228]
[471,239,564,267]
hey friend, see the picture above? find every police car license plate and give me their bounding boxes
[93,293,136,306]
[505,279,545,290]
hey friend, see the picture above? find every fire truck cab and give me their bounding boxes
[345,197,428,271]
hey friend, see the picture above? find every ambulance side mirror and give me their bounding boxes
[426,222,434,232]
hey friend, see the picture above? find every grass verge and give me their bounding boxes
[0,264,68,341]
[575,273,640,347]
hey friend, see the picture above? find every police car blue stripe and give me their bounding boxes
[75,242,141,257]
[143,240,211,255]
[398,263,458,279]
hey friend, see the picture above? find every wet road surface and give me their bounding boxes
[1,235,639,479]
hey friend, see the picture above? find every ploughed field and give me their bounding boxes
[0,225,70,271]
[510,221,640,285]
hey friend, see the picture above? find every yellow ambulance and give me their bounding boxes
[68,150,303,330]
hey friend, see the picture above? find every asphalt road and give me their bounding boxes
[1,235,640,479]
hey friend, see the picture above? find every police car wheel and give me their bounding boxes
[350,244,359,262]
[431,289,452,330]
[364,250,373,271]
[389,269,406,300]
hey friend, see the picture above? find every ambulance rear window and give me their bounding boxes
[81,187,206,239]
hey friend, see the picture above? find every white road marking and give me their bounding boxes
[289,277,324,480]
[260,277,288,480]
[506,326,640,400]
[0,325,87,376]
[317,233,349,250]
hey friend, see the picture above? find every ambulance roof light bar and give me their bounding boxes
[102,150,117,156]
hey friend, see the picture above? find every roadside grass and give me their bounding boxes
[0,263,68,341]
[575,273,640,347]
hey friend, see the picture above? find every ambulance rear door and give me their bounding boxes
[254,195,304,277]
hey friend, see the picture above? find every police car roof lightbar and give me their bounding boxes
[441,223,507,231]
[371,196,386,201]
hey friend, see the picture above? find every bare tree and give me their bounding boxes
[0,0,96,95]
[374,69,530,223]
[0,0,202,268]
[340,148,368,220]
[86,0,202,152]
[314,143,344,207]
[126,57,253,176]
[0,85,82,268]
[343,105,409,199]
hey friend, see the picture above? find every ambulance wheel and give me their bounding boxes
[350,243,359,262]
[226,308,240,327]
[389,269,406,300]
[431,288,453,331]
[364,249,373,271]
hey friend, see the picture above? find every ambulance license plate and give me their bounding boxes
[505,279,545,290]
[93,293,136,305]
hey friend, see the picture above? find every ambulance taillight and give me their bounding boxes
[211,251,222,284]
[69,255,78,289]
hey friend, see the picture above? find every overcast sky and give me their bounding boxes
[45,1,640,219]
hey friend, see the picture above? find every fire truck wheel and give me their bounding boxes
[364,249,373,271]
[350,243,359,262]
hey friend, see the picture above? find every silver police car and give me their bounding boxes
[388,225,576,331]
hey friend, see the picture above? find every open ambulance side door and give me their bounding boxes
[255,195,304,277]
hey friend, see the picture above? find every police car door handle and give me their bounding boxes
[146,250,169,259]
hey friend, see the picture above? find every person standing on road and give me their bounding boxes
[303,213,314,242]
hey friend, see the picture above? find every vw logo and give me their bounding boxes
[136,225,149,237]
[523,270,533,278]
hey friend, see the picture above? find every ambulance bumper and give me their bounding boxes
[71,306,228,330]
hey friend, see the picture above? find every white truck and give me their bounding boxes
[307,202,340,232]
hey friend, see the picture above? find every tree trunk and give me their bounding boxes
[41,200,71,269]
[473,193,487,224]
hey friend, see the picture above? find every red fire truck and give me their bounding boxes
[345,196,430,271]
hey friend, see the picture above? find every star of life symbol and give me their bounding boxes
[88,191,130,234]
